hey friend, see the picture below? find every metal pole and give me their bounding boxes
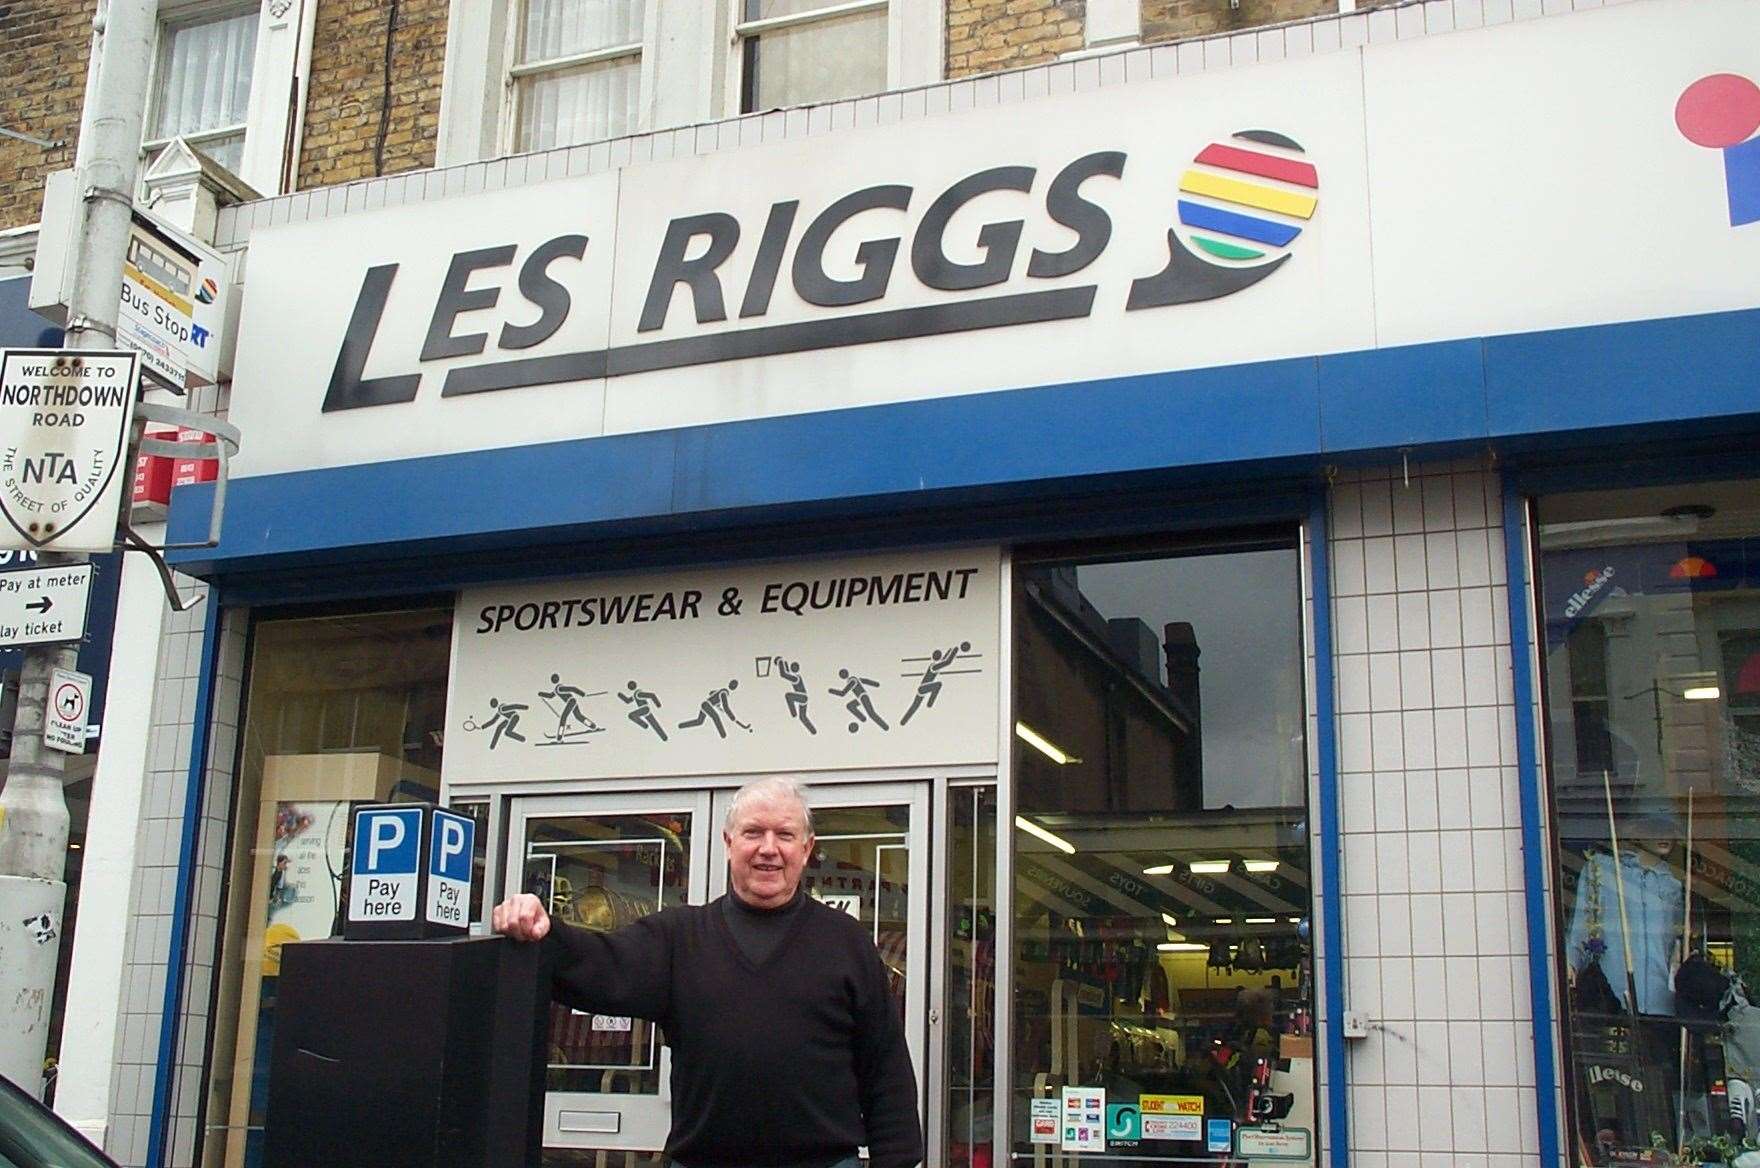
[0,0,158,1099]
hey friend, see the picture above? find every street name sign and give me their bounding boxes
[0,561,93,646]
[0,349,138,551]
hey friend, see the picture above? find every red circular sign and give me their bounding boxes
[53,682,84,721]
[1676,74,1760,149]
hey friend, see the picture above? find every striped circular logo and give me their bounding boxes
[1175,130,1319,266]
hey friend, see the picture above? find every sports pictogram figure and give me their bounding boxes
[538,672,604,742]
[900,640,974,725]
[466,697,528,749]
[619,680,667,741]
[829,669,887,734]
[679,680,752,738]
[773,657,817,735]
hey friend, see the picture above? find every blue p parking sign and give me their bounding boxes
[349,806,422,923]
[425,809,475,927]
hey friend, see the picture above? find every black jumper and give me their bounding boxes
[545,891,923,1168]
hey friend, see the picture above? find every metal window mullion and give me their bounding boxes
[509,41,643,80]
[733,0,886,40]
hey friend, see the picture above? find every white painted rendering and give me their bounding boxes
[53,532,176,1145]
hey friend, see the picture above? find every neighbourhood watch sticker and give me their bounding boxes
[0,350,138,552]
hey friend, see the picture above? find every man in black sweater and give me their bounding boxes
[492,777,924,1168]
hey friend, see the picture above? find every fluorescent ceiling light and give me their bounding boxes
[1143,863,1176,876]
[1157,942,1208,952]
[1015,816,1075,855]
[1684,686,1721,701]
[1161,913,1179,928]
[1243,859,1280,873]
[1287,917,1302,924]
[1015,722,1081,765]
[1214,917,1234,925]
[1245,917,1275,925]
[1189,860,1231,874]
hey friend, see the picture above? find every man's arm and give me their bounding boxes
[493,893,673,1021]
[851,938,925,1168]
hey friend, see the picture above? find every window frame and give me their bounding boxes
[139,0,313,198]
[725,0,943,118]
[438,0,943,168]
[501,0,651,155]
[142,0,262,176]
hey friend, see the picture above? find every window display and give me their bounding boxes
[1010,542,1315,1164]
[201,607,452,1168]
[1537,480,1760,1166]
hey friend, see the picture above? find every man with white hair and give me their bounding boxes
[493,776,923,1168]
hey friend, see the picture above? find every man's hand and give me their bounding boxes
[492,893,552,942]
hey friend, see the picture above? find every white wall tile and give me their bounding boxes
[1394,533,1427,591]
[1407,830,1443,896]
[1374,770,1408,830]
[1392,482,1425,534]
[1364,536,1397,593]
[1335,538,1368,596]
[1384,1084,1422,1148]
[1369,653,1403,711]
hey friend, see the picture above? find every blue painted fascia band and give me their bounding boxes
[1308,489,1350,1168]
[145,599,224,1168]
[168,307,1760,581]
[1501,490,1563,1168]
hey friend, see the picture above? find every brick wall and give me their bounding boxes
[947,0,1085,80]
[0,0,93,230]
[296,0,446,189]
[1142,0,1337,42]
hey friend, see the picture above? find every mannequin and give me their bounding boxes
[1567,827,1685,1015]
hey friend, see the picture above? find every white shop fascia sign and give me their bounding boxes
[226,0,1760,480]
[445,549,1002,784]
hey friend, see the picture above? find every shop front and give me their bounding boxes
[145,3,1760,1167]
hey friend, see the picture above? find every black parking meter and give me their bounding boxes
[263,804,549,1168]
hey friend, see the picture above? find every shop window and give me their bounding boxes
[1536,480,1760,1163]
[201,607,452,1168]
[145,4,259,175]
[1010,542,1316,1165]
[948,783,998,1168]
[511,0,645,153]
[738,0,888,114]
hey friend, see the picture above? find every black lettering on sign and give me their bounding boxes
[791,185,913,308]
[501,234,590,350]
[321,265,421,412]
[911,165,1036,292]
[1029,151,1126,279]
[422,245,517,361]
[638,213,742,332]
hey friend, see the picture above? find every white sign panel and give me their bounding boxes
[423,808,475,927]
[349,806,422,922]
[1234,1125,1313,1159]
[446,549,1001,783]
[1029,1098,1060,1144]
[224,0,1759,481]
[44,667,91,754]
[29,180,230,387]
[0,350,137,552]
[1061,1086,1106,1153]
[120,216,203,388]
[0,561,92,646]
